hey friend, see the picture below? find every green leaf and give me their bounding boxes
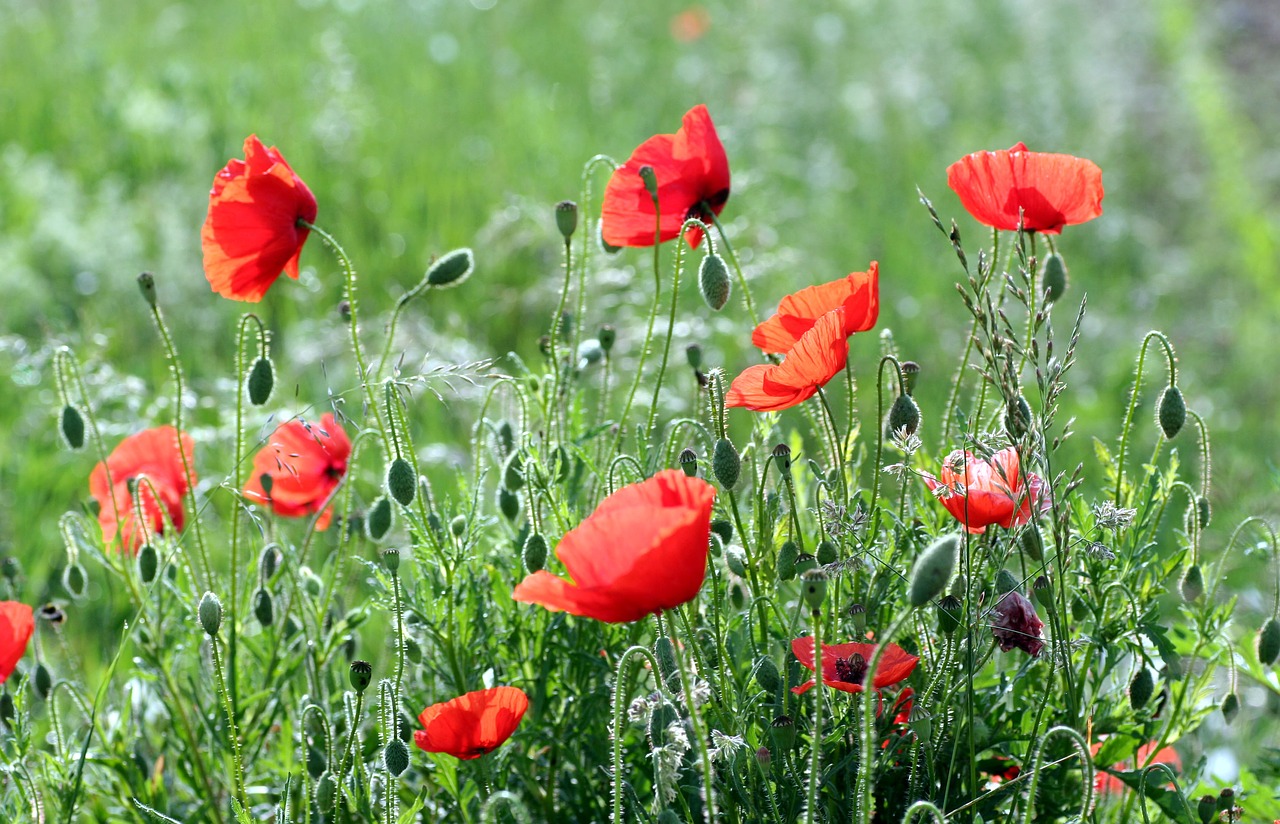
[1140,622,1184,680]
[1094,733,1142,767]
[1109,768,1196,824]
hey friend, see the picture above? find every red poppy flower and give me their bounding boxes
[512,470,716,623]
[922,447,1044,534]
[751,262,880,354]
[726,308,848,412]
[89,427,195,553]
[414,686,529,760]
[1091,741,1180,794]
[244,413,351,531]
[790,636,919,696]
[0,602,34,684]
[202,135,318,302]
[946,142,1103,234]
[600,105,730,249]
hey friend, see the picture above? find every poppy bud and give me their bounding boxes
[1197,795,1216,824]
[711,519,733,544]
[686,343,703,371]
[300,566,324,597]
[349,660,373,693]
[1196,495,1211,529]
[1221,692,1239,724]
[386,458,417,506]
[1216,789,1235,813]
[771,715,795,751]
[405,635,423,664]
[384,737,410,777]
[1181,564,1204,603]
[449,515,466,538]
[679,448,698,477]
[1157,385,1186,439]
[425,248,474,289]
[994,569,1019,596]
[253,588,274,626]
[648,701,679,747]
[138,543,158,583]
[776,540,799,581]
[937,595,962,634]
[909,534,959,607]
[800,568,828,611]
[366,496,393,541]
[638,165,659,200]
[900,360,921,395]
[316,771,338,811]
[1020,526,1045,561]
[712,438,740,490]
[755,746,772,769]
[725,546,747,577]
[60,405,85,450]
[1257,618,1280,666]
[497,486,519,522]
[33,663,52,700]
[427,512,445,536]
[794,553,818,577]
[1129,666,1154,710]
[887,393,921,437]
[554,200,578,239]
[63,563,86,599]
[1004,394,1032,440]
[305,744,326,779]
[816,539,837,565]
[338,300,352,322]
[1041,253,1068,304]
[656,811,681,824]
[727,576,748,611]
[503,450,525,492]
[522,534,548,574]
[247,357,275,406]
[136,271,157,307]
[381,549,400,573]
[655,636,681,691]
[198,591,222,636]
[260,543,282,581]
[698,253,731,311]
[0,692,12,725]
[848,603,867,633]
[1032,576,1055,615]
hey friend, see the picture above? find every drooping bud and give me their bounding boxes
[712,438,740,490]
[60,405,85,450]
[367,496,393,541]
[1196,495,1211,529]
[1004,394,1033,440]
[638,165,659,200]
[424,248,474,289]
[598,325,617,353]
[522,534,548,573]
[994,569,1019,596]
[198,591,223,636]
[247,357,275,406]
[497,486,519,521]
[253,588,274,626]
[679,448,698,477]
[316,771,338,811]
[384,737,410,777]
[1221,692,1239,724]
[259,543,282,581]
[771,715,795,751]
[382,549,401,573]
[776,540,799,581]
[63,564,86,599]
[1041,253,1068,304]
[349,660,373,693]
[727,576,748,610]
[937,595,962,634]
[711,519,733,544]
[816,539,837,565]
[503,450,525,491]
[136,271,157,307]
[386,458,417,506]
[449,515,467,538]
[800,568,828,611]
[33,663,52,700]
[1129,666,1154,710]
[887,393,921,438]
[698,253,731,311]
[1032,576,1055,615]
[1257,618,1280,665]
[1181,564,1204,603]
[755,656,781,695]
[1020,527,1045,561]
[554,200,578,240]
[137,543,158,583]
[655,636,681,691]
[686,343,703,371]
[1157,385,1186,439]
[908,534,959,607]
[725,546,747,577]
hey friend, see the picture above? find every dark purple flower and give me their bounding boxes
[990,591,1044,657]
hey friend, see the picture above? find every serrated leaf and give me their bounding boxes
[1140,623,1184,680]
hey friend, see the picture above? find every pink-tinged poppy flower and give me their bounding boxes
[726,308,848,412]
[244,414,351,531]
[600,105,730,249]
[89,427,195,553]
[922,447,1044,534]
[990,590,1044,657]
[0,603,34,684]
[946,142,1103,234]
[790,636,919,696]
[415,686,529,760]
[1092,741,1180,794]
[513,470,717,623]
[751,262,880,354]
[202,135,318,302]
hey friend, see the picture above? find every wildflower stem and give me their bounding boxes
[672,615,718,824]
[644,224,696,445]
[339,688,367,787]
[609,197,663,466]
[1019,726,1092,824]
[804,607,822,824]
[548,235,574,440]
[856,610,913,824]
[209,636,248,812]
[609,645,661,824]
[869,356,906,522]
[708,212,760,326]
[1114,331,1177,504]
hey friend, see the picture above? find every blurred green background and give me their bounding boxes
[2,0,1278,786]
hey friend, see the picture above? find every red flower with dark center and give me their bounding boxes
[922,447,1044,534]
[600,105,730,249]
[414,686,529,760]
[751,262,880,354]
[946,142,1103,234]
[89,427,195,553]
[790,636,919,696]
[244,413,351,531]
[0,602,34,684]
[513,470,716,623]
[726,308,849,412]
[990,590,1045,657]
[202,135,318,302]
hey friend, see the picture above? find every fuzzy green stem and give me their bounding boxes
[804,607,823,824]
[707,212,760,326]
[610,645,660,824]
[901,801,947,823]
[209,636,247,811]
[673,614,718,823]
[857,611,914,824]
[1115,331,1177,503]
[1019,725,1092,824]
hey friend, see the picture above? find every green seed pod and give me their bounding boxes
[554,200,578,240]
[349,660,373,693]
[497,486,519,521]
[1129,666,1154,710]
[1181,564,1204,603]
[1020,526,1045,561]
[503,450,525,491]
[847,603,867,633]
[712,438,740,490]
[937,595,963,635]
[63,563,86,599]
[253,588,274,626]
[382,549,401,573]
[449,515,467,538]
[655,636,681,692]
[259,543,282,581]
[1042,252,1068,303]
[1032,576,1055,615]
[648,701,679,748]
[679,448,698,478]
[909,534,959,607]
[1257,617,1280,666]
[800,568,827,611]
[886,393,921,437]
[1216,789,1235,813]
[994,569,1019,596]
[424,248,474,289]
[522,534,548,574]
[1196,495,1211,529]
[136,271,157,307]
[315,771,338,811]
[771,715,795,751]
[776,539,799,582]
[137,543,158,584]
[793,553,818,577]
[727,576,748,611]
[247,357,275,406]
[909,707,933,742]
[306,744,327,779]
[198,591,223,636]
[598,325,617,353]
[1196,795,1216,824]
[1157,385,1186,439]
[711,519,733,544]
[60,405,85,450]
[725,546,747,577]
[900,360,920,395]
[1221,692,1239,725]
[33,663,52,701]
[1004,394,1033,440]
[698,253,731,311]
[816,539,838,565]
[384,737,410,777]
[386,458,417,506]
[367,496,393,541]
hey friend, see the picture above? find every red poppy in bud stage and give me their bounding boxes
[1091,741,1180,794]
[922,447,1044,534]
[946,142,1103,234]
[751,262,880,354]
[600,104,730,249]
[202,135,318,302]
[89,427,195,553]
[512,470,716,623]
[990,590,1045,657]
[0,602,34,684]
[414,686,529,760]
[244,414,351,531]
[726,308,848,412]
[790,636,919,696]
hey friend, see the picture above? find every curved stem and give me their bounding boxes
[1115,331,1177,503]
[610,645,660,824]
[1019,725,1093,824]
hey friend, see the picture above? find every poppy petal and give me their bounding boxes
[0,603,34,684]
[947,143,1103,234]
[752,263,880,354]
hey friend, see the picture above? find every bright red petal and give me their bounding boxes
[752,263,879,353]
[415,687,529,760]
[0,603,34,683]
[947,144,1103,234]
[90,427,194,551]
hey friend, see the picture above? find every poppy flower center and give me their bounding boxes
[833,653,868,686]
[687,189,731,223]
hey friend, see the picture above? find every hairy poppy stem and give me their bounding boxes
[902,801,947,823]
[804,607,822,824]
[609,645,661,824]
[1114,331,1177,504]
[707,212,759,327]
[671,617,717,824]
[209,635,248,812]
[855,610,913,824]
[1019,726,1092,824]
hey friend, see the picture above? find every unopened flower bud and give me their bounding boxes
[300,566,323,597]
[138,543,158,584]
[1004,394,1032,440]
[994,569,1019,596]
[655,636,681,691]
[60,405,85,450]
[425,248,474,289]
[1020,526,1045,561]
[698,253,731,311]
[1157,385,1186,439]
[522,534,548,573]
[259,543,282,581]
[800,568,828,611]
[349,660,373,693]
[503,450,525,491]
[253,588,274,626]
[712,437,740,490]
[554,200,578,239]
[1129,666,1154,710]
[316,771,338,811]
[1221,692,1239,724]
[386,458,417,506]
[449,515,466,538]
[1032,576,1055,614]
[598,325,617,353]
[33,663,52,700]
[686,343,703,371]
[136,271,157,307]
[816,539,837,565]
[725,546,747,577]
[367,496,393,541]
[1041,253,1068,304]
[198,591,223,636]
[247,357,275,406]
[755,656,781,695]
[1196,495,1211,529]
[0,692,13,725]
[384,737,410,776]
[909,534,959,607]
[63,564,86,599]
[679,448,698,477]
[306,744,327,779]
[755,746,772,769]
[727,576,748,610]
[638,165,659,200]
[497,486,519,521]
[887,393,921,437]
[1257,618,1280,666]
[937,595,962,634]
[776,540,799,581]
[711,519,733,544]
[1181,564,1204,603]
[648,702,678,748]
[771,715,795,750]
